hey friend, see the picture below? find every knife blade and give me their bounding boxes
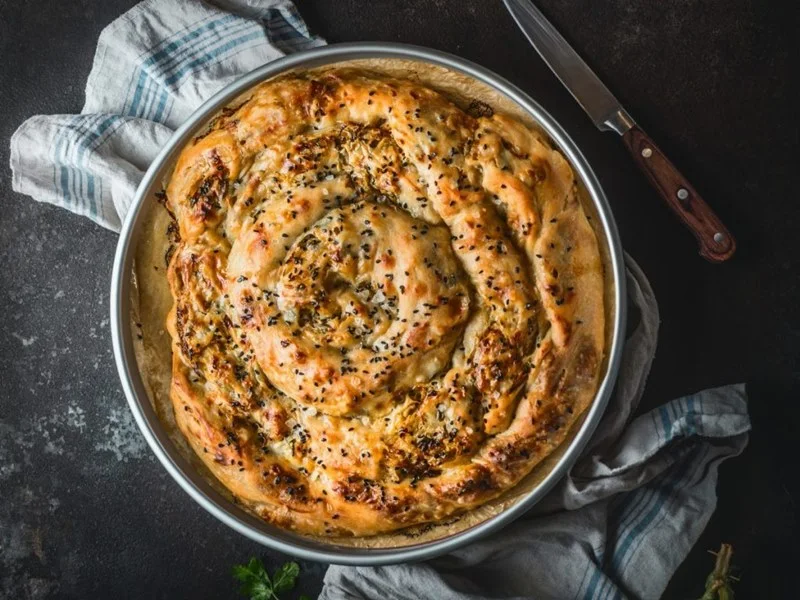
[503,0,736,262]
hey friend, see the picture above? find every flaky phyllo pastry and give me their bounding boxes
[163,69,605,536]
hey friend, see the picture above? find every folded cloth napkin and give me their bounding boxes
[9,2,751,599]
[10,0,323,231]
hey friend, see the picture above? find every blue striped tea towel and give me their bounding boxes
[9,2,750,599]
[10,0,323,231]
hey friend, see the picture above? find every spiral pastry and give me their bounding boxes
[165,69,605,536]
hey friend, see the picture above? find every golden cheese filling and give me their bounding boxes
[164,69,605,536]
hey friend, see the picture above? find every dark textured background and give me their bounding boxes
[0,1,796,598]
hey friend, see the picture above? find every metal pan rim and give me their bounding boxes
[110,42,627,565]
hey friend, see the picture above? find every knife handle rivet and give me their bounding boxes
[714,232,725,244]
[641,147,653,158]
[677,188,689,200]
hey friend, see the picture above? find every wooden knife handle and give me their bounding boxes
[622,124,736,262]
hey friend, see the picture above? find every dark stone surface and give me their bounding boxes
[0,0,795,598]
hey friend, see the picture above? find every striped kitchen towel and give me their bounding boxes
[9,2,750,599]
[10,0,323,231]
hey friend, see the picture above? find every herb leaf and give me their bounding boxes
[272,561,300,594]
[248,580,272,600]
[232,557,304,600]
[232,557,272,600]
[232,558,268,583]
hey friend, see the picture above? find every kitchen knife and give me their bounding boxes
[504,0,736,262]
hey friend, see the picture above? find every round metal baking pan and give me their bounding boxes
[111,42,626,565]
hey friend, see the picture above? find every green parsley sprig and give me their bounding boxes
[232,557,310,600]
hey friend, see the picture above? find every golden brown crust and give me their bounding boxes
[164,68,605,536]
